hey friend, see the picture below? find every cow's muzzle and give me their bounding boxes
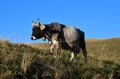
[31,36,37,40]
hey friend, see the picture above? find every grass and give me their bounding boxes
[0,38,120,79]
[87,38,120,64]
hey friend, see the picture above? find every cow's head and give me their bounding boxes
[31,19,46,40]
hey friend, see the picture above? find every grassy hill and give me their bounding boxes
[0,38,120,79]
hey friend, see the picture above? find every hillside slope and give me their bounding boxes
[87,38,120,64]
[30,38,120,63]
[0,38,120,79]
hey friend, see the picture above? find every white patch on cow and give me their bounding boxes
[50,44,54,53]
[70,52,75,62]
[31,36,36,40]
[63,26,78,47]
[52,39,58,45]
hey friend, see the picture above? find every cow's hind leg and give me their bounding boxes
[70,52,75,62]
[70,52,77,62]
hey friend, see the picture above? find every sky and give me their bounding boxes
[0,0,120,43]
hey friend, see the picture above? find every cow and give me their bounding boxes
[31,19,87,63]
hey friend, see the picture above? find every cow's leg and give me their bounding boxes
[70,52,77,62]
[49,44,56,58]
[70,52,74,62]
[50,34,60,59]
[69,43,81,62]
[54,41,61,59]
[56,44,61,59]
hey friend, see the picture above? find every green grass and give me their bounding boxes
[0,38,120,79]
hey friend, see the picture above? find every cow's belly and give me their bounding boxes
[60,40,76,50]
[60,42,72,50]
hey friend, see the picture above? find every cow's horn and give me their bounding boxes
[32,21,34,26]
[37,18,40,23]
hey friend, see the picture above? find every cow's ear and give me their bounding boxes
[40,25,46,30]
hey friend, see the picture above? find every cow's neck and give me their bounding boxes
[43,30,51,41]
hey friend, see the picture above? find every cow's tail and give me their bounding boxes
[80,31,86,48]
[79,30,87,63]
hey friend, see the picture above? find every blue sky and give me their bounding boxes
[0,0,120,43]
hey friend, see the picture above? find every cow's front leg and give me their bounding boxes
[53,41,61,59]
[56,43,61,59]
[50,39,61,59]
[49,44,56,58]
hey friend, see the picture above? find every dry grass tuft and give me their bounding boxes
[0,38,120,79]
